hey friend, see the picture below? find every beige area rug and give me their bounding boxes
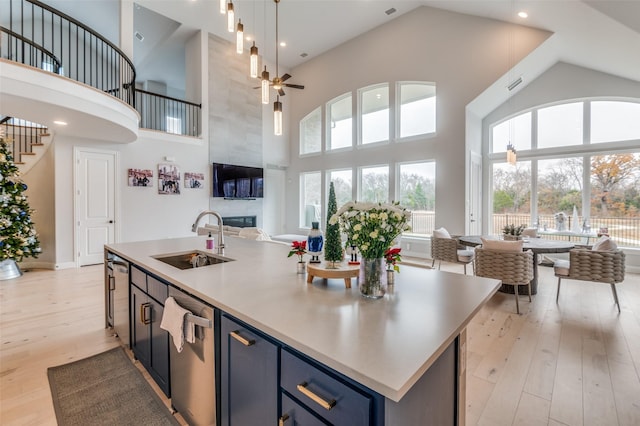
[47,347,179,426]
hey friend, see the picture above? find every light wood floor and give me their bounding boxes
[1,263,638,425]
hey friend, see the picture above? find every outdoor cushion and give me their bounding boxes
[591,235,617,251]
[433,227,452,239]
[457,249,474,262]
[481,237,523,252]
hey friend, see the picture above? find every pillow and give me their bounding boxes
[433,227,451,239]
[521,228,538,238]
[480,237,523,252]
[591,235,617,251]
[238,227,261,239]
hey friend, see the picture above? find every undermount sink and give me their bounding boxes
[152,250,234,270]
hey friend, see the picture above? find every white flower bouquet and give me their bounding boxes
[329,201,411,259]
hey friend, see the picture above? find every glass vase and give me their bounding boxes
[359,258,387,299]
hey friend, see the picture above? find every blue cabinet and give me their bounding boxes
[130,266,170,397]
[220,315,278,425]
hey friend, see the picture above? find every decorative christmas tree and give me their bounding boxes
[0,132,41,269]
[324,181,342,267]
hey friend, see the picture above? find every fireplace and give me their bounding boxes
[222,215,257,228]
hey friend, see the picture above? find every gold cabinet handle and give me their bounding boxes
[278,414,289,426]
[296,382,336,411]
[140,303,151,325]
[230,330,255,346]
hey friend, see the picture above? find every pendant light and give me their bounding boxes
[219,0,226,14]
[274,96,283,136]
[250,42,259,78]
[507,142,517,165]
[236,19,244,53]
[227,1,235,33]
[261,66,270,104]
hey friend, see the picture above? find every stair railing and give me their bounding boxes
[0,0,136,107]
[1,117,49,164]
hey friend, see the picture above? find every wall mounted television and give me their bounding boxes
[212,162,264,199]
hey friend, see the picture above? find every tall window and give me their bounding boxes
[398,82,436,138]
[537,158,583,228]
[492,161,531,232]
[327,169,353,208]
[398,161,436,236]
[300,107,322,154]
[359,165,389,203]
[327,94,352,150]
[360,84,389,145]
[300,172,321,228]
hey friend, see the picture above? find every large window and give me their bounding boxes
[359,166,389,203]
[300,172,321,228]
[327,94,352,150]
[360,84,389,145]
[489,99,640,247]
[300,107,322,154]
[398,161,436,236]
[327,169,353,208]
[398,82,436,139]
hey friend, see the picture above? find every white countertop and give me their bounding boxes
[106,236,500,402]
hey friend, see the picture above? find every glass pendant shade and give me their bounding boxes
[507,143,517,165]
[227,2,235,32]
[261,67,270,104]
[250,43,258,78]
[236,20,243,53]
[219,0,226,14]
[274,97,283,136]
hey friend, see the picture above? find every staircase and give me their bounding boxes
[1,117,52,174]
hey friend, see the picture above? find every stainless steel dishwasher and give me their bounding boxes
[168,286,216,426]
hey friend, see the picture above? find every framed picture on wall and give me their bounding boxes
[184,172,205,189]
[158,163,181,194]
[128,168,153,187]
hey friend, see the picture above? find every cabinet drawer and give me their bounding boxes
[130,265,147,291]
[280,393,325,426]
[147,276,168,304]
[281,349,372,425]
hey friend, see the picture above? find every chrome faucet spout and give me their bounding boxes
[191,210,225,254]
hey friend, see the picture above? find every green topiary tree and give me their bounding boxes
[0,134,41,263]
[324,181,342,267]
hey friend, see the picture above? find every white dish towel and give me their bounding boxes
[160,297,195,353]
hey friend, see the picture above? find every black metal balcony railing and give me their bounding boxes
[136,89,202,137]
[0,0,135,107]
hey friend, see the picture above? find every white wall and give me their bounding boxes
[285,6,550,237]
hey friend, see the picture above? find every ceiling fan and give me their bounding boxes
[256,0,304,97]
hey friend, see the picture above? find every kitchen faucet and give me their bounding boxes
[191,210,225,254]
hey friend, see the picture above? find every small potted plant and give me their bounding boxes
[502,224,526,241]
[288,240,307,274]
[384,247,402,284]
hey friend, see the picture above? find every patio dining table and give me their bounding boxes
[458,235,575,295]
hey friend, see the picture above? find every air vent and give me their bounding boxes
[385,8,396,15]
[135,31,144,42]
[300,52,308,58]
[507,76,523,91]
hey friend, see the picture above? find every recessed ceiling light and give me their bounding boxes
[518,11,528,18]
[280,41,286,47]
[53,120,67,126]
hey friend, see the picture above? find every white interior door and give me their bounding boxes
[76,148,116,266]
[468,152,482,235]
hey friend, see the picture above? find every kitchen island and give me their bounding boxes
[106,236,500,424]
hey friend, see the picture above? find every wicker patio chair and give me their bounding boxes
[431,237,475,275]
[554,248,625,312]
[474,247,534,314]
